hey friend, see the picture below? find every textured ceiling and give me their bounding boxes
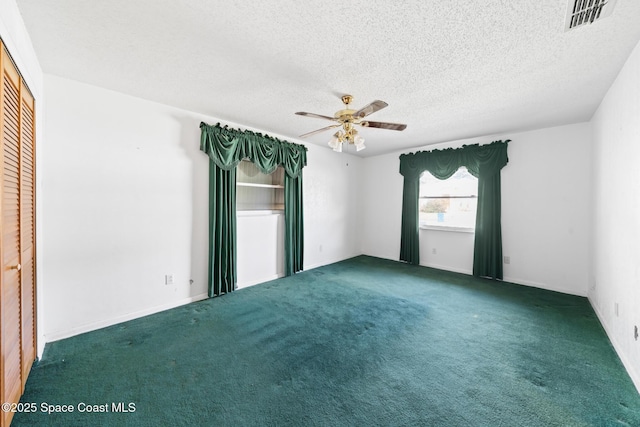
[15,0,640,156]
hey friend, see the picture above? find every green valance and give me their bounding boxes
[399,140,509,180]
[200,122,307,178]
[399,140,509,280]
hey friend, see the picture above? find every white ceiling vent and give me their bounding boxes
[565,0,618,31]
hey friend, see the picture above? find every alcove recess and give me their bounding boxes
[236,159,284,211]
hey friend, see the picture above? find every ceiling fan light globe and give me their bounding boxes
[333,142,343,152]
[355,141,366,151]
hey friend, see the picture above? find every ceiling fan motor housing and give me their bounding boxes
[334,109,357,121]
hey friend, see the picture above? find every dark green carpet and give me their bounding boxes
[14,256,640,426]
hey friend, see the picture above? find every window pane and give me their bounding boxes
[420,167,477,197]
[419,197,477,228]
[419,167,478,229]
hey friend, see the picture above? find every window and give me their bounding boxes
[419,167,478,230]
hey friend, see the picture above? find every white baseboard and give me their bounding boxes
[44,293,209,343]
[302,261,328,271]
[422,262,473,276]
[237,259,349,287]
[589,296,640,395]
[303,253,362,272]
[502,275,587,297]
[237,273,284,289]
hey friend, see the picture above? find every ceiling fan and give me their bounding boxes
[295,94,407,152]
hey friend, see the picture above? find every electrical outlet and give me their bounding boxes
[165,274,174,285]
[503,256,511,265]
[432,248,437,255]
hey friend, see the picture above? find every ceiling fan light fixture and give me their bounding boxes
[328,133,340,149]
[354,134,366,151]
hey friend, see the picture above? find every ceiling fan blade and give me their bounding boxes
[299,124,341,138]
[295,111,337,121]
[353,100,388,118]
[360,120,407,131]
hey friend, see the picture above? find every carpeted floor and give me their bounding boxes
[13,256,640,426]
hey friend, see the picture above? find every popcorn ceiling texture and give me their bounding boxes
[16,0,640,156]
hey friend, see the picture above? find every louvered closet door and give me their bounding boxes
[1,45,22,427]
[0,43,36,427]
[19,70,36,384]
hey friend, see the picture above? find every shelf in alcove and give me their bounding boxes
[237,182,284,189]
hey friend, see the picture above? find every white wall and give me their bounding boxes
[502,124,591,295]
[236,212,285,288]
[1,0,46,355]
[42,75,206,340]
[360,122,592,296]
[304,144,362,269]
[590,39,640,392]
[41,75,361,341]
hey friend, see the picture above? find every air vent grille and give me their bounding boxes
[565,0,617,31]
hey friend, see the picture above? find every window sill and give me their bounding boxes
[420,225,475,234]
[237,210,284,217]
[237,182,284,189]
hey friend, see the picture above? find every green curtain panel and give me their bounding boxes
[208,162,237,297]
[400,176,420,264]
[200,122,308,297]
[399,140,509,279]
[473,171,503,279]
[284,174,304,276]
